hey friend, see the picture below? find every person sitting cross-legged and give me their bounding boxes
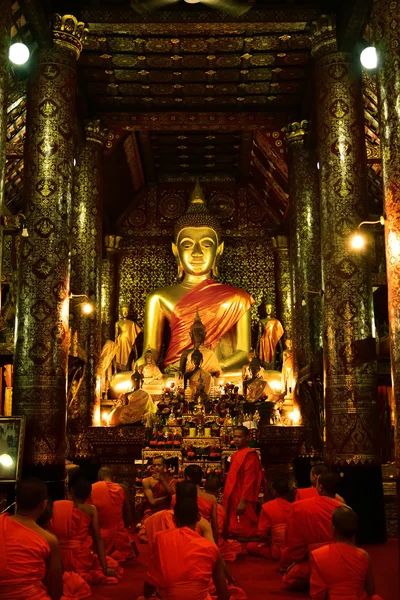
[0,478,63,600]
[295,463,345,503]
[247,477,292,561]
[48,477,122,587]
[310,506,383,600]
[282,472,343,590]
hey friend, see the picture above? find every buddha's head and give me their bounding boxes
[173,181,223,279]
[120,303,129,318]
[285,338,292,351]
[144,349,155,365]
[263,298,273,317]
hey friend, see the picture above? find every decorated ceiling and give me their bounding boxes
[4,0,382,231]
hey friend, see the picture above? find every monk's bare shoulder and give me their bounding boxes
[142,476,153,489]
[78,503,96,517]
[38,526,59,549]
[358,547,370,561]
[119,483,129,493]
[200,491,217,504]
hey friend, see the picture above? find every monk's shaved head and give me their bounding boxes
[332,506,358,539]
[184,464,203,486]
[272,478,290,497]
[317,472,339,497]
[174,497,199,528]
[98,467,113,481]
[204,474,222,495]
[311,463,329,477]
[176,480,198,502]
[71,477,92,501]
[234,425,249,436]
[16,478,48,511]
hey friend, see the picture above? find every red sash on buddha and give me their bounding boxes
[163,279,254,367]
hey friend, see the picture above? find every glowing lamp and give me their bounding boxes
[360,47,378,70]
[0,453,13,467]
[81,302,94,315]
[9,42,30,65]
[270,380,282,392]
[184,0,201,3]
[350,232,366,250]
[288,408,301,425]
[114,380,133,393]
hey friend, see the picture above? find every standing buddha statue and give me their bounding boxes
[257,298,284,368]
[137,181,254,373]
[115,303,141,370]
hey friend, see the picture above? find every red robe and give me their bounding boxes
[216,503,242,563]
[138,477,177,542]
[0,514,52,599]
[247,497,292,560]
[49,500,122,587]
[310,543,383,600]
[259,318,284,364]
[163,279,254,367]
[296,487,344,503]
[223,447,263,537]
[282,495,343,590]
[90,482,133,561]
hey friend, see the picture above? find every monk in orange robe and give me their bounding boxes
[49,477,122,587]
[282,472,343,590]
[140,494,230,600]
[204,474,242,563]
[90,466,134,561]
[296,464,345,503]
[138,455,177,543]
[223,426,264,538]
[247,477,292,560]
[310,506,383,600]
[0,478,63,600]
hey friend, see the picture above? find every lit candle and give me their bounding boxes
[189,427,197,438]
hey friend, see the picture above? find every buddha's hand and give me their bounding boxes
[105,567,116,577]
[236,499,246,515]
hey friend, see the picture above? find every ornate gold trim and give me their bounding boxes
[51,14,88,59]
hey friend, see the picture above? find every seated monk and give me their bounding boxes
[223,426,264,539]
[48,477,122,586]
[140,496,230,600]
[90,467,134,561]
[109,368,156,426]
[138,455,177,543]
[0,478,63,600]
[296,463,345,503]
[310,506,383,600]
[204,474,242,563]
[282,472,344,591]
[172,465,219,543]
[247,477,292,561]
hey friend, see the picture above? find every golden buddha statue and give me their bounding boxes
[244,356,273,402]
[184,348,212,396]
[181,309,221,376]
[281,338,294,395]
[115,303,141,370]
[108,366,156,426]
[257,298,284,368]
[138,181,254,372]
[138,348,163,392]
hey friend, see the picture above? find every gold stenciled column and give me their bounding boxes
[285,121,322,375]
[69,121,107,441]
[13,15,87,493]
[373,0,400,546]
[272,235,292,340]
[312,16,384,542]
[101,234,121,344]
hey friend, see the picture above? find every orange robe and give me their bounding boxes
[138,478,177,543]
[223,447,263,537]
[247,497,292,560]
[295,487,345,504]
[282,495,343,590]
[144,509,176,550]
[258,318,284,364]
[216,503,242,563]
[310,543,383,600]
[49,500,122,587]
[90,481,133,561]
[163,279,254,367]
[0,514,52,599]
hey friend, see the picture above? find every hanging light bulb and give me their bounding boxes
[82,302,94,315]
[0,453,13,467]
[9,42,30,65]
[360,47,378,70]
[350,232,366,250]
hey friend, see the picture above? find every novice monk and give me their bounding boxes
[223,426,264,538]
[138,455,177,542]
[247,477,292,561]
[91,467,134,560]
[310,506,383,600]
[282,472,343,590]
[49,477,122,587]
[140,496,230,600]
[204,474,242,563]
[0,478,63,600]
[296,463,345,503]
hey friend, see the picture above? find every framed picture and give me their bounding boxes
[0,416,25,483]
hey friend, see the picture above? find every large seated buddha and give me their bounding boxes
[138,182,254,373]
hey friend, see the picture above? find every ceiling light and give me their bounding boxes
[184,0,201,3]
[9,42,30,65]
[0,453,13,467]
[360,46,378,70]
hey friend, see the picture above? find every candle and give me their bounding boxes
[189,427,197,438]
[205,427,211,437]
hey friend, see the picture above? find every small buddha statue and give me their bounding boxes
[241,349,256,381]
[138,180,254,373]
[108,366,156,426]
[115,303,141,371]
[244,356,273,402]
[281,338,294,395]
[184,348,212,396]
[138,348,163,382]
[181,309,221,377]
[257,298,284,369]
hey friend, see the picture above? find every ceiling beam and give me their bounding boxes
[337,0,373,52]
[238,131,253,185]
[137,131,157,184]
[20,0,52,48]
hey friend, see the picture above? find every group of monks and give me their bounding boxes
[0,425,384,600]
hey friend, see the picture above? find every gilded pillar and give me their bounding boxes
[373,0,400,542]
[69,121,107,439]
[101,234,121,344]
[272,235,292,340]
[312,16,384,541]
[13,15,87,492]
[285,121,322,372]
